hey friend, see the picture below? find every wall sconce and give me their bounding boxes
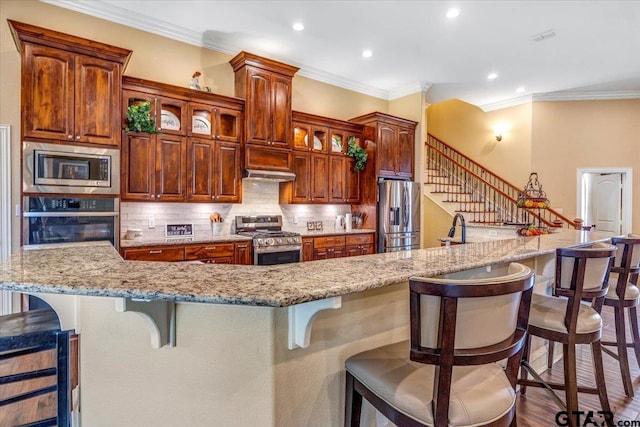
[495,132,503,142]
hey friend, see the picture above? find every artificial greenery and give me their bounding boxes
[125,101,160,133]
[346,136,368,172]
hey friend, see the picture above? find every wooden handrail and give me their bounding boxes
[425,134,577,229]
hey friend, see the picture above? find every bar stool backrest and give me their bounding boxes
[557,243,616,293]
[611,235,640,271]
[414,262,533,350]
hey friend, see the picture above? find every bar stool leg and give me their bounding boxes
[547,340,555,368]
[563,343,579,427]
[519,334,532,395]
[629,306,640,367]
[613,305,634,397]
[591,340,612,414]
[344,372,362,427]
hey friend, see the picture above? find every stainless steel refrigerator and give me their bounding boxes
[377,180,421,252]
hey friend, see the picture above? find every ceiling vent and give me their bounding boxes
[529,29,556,42]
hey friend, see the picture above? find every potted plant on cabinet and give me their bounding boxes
[346,136,368,172]
[124,101,160,133]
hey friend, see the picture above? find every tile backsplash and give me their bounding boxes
[120,179,353,240]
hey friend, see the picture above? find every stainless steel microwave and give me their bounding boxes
[23,141,120,195]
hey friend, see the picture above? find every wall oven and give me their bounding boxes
[23,141,120,195]
[23,196,119,249]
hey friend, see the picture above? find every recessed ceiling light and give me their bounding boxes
[292,22,304,31]
[487,73,498,80]
[516,87,525,93]
[446,8,460,18]
[362,49,373,58]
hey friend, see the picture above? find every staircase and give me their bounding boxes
[424,134,576,229]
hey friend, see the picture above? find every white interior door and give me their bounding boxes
[588,173,622,234]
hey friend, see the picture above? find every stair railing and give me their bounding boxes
[426,134,577,229]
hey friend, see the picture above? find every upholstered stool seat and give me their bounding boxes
[605,276,640,300]
[345,262,534,427]
[346,340,516,427]
[529,294,602,334]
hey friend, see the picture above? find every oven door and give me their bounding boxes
[254,245,302,265]
[23,197,119,249]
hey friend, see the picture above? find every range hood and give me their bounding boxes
[243,169,296,182]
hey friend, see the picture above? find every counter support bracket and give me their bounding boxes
[288,296,342,350]
[115,298,176,349]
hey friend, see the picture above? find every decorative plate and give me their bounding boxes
[161,110,180,131]
[331,135,343,152]
[192,116,211,135]
[303,134,309,147]
[314,136,322,150]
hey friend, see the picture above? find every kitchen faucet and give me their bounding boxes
[447,213,466,243]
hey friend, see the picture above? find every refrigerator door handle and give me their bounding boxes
[402,187,409,227]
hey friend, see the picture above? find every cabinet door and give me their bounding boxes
[22,44,75,141]
[345,246,360,257]
[215,142,241,202]
[344,157,361,203]
[270,74,292,148]
[185,243,235,260]
[311,154,329,203]
[158,97,187,136]
[122,132,156,200]
[186,138,214,201]
[329,129,345,155]
[235,242,252,265]
[156,135,186,201]
[290,152,311,203]
[377,125,397,178]
[189,103,214,138]
[245,68,271,145]
[74,55,121,145]
[293,122,311,151]
[313,249,329,260]
[396,127,414,179]
[329,156,345,203]
[302,238,314,262]
[216,108,242,143]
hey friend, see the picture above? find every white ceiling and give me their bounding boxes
[45,0,640,110]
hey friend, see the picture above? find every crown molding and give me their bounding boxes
[295,67,389,100]
[479,95,533,112]
[388,81,432,100]
[532,90,640,102]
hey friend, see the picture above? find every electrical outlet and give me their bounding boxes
[293,216,299,224]
[149,216,155,229]
[488,230,498,237]
[15,204,21,217]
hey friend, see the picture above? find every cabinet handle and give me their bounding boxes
[67,135,73,139]
[204,246,216,250]
[149,250,162,254]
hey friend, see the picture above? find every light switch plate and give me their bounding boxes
[149,216,155,229]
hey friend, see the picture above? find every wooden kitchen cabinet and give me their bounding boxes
[122,246,185,262]
[313,236,346,260]
[234,242,252,265]
[329,156,360,204]
[187,138,241,202]
[230,51,299,172]
[345,234,375,257]
[188,103,242,143]
[185,243,235,264]
[349,112,417,180]
[9,20,131,146]
[280,152,329,203]
[302,238,314,262]
[121,130,186,201]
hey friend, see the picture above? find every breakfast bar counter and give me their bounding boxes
[0,230,613,427]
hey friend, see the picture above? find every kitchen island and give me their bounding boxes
[0,230,612,426]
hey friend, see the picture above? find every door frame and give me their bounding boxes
[577,167,632,235]
[0,124,12,314]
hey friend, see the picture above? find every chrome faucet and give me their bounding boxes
[447,213,466,243]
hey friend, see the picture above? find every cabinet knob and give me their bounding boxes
[150,195,155,199]
[67,135,73,139]
[75,135,80,140]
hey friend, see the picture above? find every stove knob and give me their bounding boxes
[257,239,264,246]
[276,238,282,244]
[266,238,275,246]
[287,237,293,243]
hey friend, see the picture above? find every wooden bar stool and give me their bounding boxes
[0,308,73,427]
[601,236,640,397]
[518,243,616,427]
[345,262,534,427]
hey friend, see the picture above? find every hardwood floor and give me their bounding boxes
[516,307,640,426]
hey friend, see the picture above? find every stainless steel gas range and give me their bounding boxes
[235,215,302,265]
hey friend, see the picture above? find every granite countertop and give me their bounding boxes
[0,230,612,308]
[120,229,376,247]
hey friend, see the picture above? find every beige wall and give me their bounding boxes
[531,99,640,225]
[0,0,390,252]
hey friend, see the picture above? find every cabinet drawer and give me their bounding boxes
[346,234,374,245]
[123,246,185,261]
[199,257,234,264]
[313,236,346,248]
[185,243,235,260]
